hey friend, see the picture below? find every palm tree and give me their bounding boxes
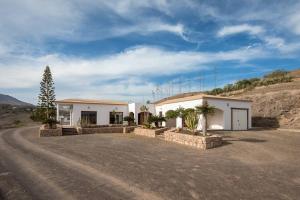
[195,100,216,136]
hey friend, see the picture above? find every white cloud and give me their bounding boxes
[286,12,300,35]
[0,45,267,91]
[217,24,264,37]
[0,0,188,44]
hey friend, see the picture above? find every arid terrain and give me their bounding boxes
[229,70,300,128]
[1,127,300,200]
[0,94,36,129]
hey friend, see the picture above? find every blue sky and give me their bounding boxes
[0,0,300,104]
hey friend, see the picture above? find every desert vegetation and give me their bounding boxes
[206,70,292,95]
[165,101,216,136]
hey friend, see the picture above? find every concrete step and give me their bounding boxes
[62,128,78,136]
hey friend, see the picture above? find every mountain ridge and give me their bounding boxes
[0,94,34,107]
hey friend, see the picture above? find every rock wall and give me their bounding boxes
[134,127,168,137]
[164,130,222,149]
[40,125,62,137]
[78,126,124,134]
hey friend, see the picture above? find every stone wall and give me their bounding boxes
[77,126,124,134]
[164,130,222,150]
[40,125,62,137]
[134,127,168,138]
[123,126,136,134]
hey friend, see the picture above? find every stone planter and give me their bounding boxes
[77,126,137,134]
[39,125,62,137]
[77,126,123,134]
[164,130,222,150]
[123,126,136,134]
[134,127,168,138]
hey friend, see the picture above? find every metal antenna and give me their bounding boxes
[214,66,217,89]
[179,77,182,94]
[152,90,155,102]
[171,80,174,96]
[199,74,202,92]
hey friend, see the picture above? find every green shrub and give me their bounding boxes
[264,70,288,79]
[165,110,178,119]
[124,116,134,122]
[148,115,166,127]
[184,111,199,134]
[43,118,58,129]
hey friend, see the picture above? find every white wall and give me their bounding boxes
[71,103,128,126]
[155,99,203,128]
[155,99,203,116]
[204,98,251,130]
[155,98,251,130]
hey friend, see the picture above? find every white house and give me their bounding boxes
[55,99,129,126]
[154,93,252,131]
[55,93,252,130]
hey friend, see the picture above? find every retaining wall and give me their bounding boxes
[164,130,222,149]
[39,125,62,137]
[77,126,136,134]
[134,127,168,138]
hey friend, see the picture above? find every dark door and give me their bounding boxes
[165,118,176,128]
[81,111,97,124]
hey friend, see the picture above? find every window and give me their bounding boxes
[109,112,123,124]
[81,111,97,124]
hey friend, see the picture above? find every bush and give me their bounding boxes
[165,110,178,119]
[184,111,199,134]
[148,115,166,128]
[205,69,293,95]
[264,70,288,79]
[43,118,58,129]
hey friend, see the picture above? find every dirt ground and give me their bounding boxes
[0,127,300,200]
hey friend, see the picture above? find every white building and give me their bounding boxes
[55,99,128,126]
[155,93,252,130]
[56,93,252,130]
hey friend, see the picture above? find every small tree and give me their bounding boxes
[185,111,199,134]
[37,66,56,126]
[195,100,215,136]
[165,110,178,119]
[124,115,134,125]
[148,115,165,128]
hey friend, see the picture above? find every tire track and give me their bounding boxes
[0,128,75,200]
[10,127,164,200]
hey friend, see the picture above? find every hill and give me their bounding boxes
[223,69,300,129]
[0,94,34,107]
[0,94,37,129]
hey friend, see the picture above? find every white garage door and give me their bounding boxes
[232,109,248,130]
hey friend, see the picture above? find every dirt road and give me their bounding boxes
[0,127,300,199]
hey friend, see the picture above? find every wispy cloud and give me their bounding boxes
[217,24,264,37]
[1,0,300,103]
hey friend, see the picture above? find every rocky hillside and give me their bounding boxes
[0,94,33,107]
[0,94,36,129]
[228,70,300,129]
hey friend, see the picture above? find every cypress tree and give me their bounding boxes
[38,66,56,120]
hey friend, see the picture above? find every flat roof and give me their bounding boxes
[55,99,128,105]
[154,92,252,106]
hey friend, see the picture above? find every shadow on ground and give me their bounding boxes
[220,135,267,146]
